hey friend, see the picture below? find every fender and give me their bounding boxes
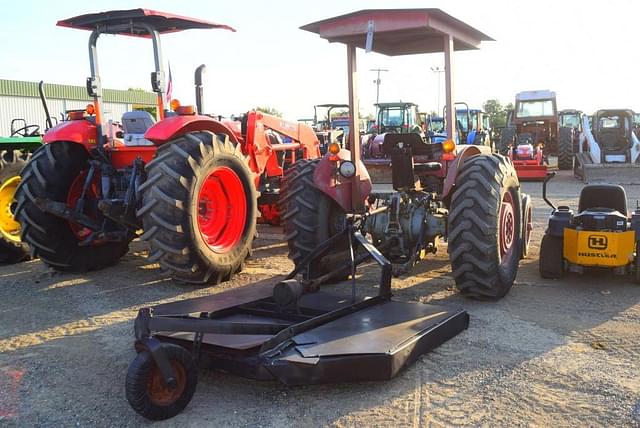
[442,145,492,203]
[43,119,97,151]
[313,149,372,212]
[144,115,242,146]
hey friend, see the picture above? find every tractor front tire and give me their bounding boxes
[448,154,522,300]
[125,343,198,421]
[557,126,574,170]
[0,150,31,263]
[280,158,348,279]
[15,142,130,271]
[139,132,256,284]
[539,234,564,279]
[498,126,516,155]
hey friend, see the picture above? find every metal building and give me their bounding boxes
[0,79,156,136]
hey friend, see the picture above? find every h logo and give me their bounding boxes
[588,235,608,249]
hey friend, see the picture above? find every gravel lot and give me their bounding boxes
[1,168,639,427]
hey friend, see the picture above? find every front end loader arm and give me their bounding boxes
[244,111,321,174]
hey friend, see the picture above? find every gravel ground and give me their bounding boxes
[1,168,639,427]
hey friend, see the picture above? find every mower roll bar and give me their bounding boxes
[542,172,557,210]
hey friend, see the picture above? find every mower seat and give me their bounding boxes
[578,184,627,214]
[121,111,156,146]
[574,184,628,231]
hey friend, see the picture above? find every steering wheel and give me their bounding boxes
[10,124,40,137]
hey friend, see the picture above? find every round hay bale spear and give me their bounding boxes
[14,9,320,283]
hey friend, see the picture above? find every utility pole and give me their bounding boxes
[370,68,388,105]
[431,66,445,113]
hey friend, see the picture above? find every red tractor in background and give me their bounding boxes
[507,134,547,180]
[15,9,319,284]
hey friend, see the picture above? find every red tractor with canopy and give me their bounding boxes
[15,9,319,283]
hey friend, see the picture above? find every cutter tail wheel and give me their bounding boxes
[557,126,574,170]
[448,154,522,300]
[0,149,31,263]
[139,132,257,284]
[521,194,533,259]
[14,143,130,271]
[539,233,564,278]
[126,343,197,421]
[280,158,348,280]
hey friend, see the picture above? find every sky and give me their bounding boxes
[1,0,639,120]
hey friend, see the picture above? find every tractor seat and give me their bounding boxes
[578,184,627,215]
[121,111,156,146]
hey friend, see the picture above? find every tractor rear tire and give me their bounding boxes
[557,126,574,170]
[539,234,564,279]
[125,343,197,421]
[448,154,522,300]
[0,150,31,263]
[498,126,516,155]
[14,142,130,271]
[280,158,348,279]
[139,132,256,284]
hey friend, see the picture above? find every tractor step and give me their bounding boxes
[140,283,468,385]
[575,153,640,184]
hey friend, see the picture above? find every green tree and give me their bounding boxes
[483,99,514,128]
[255,106,283,117]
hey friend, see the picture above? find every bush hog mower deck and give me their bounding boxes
[125,9,531,421]
[540,173,640,282]
[14,9,319,283]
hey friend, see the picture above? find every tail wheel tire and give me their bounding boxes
[448,154,522,300]
[521,194,533,259]
[498,127,516,155]
[280,158,347,279]
[558,126,574,170]
[125,343,197,421]
[139,132,257,284]
[15,143,130,271]
[539,234,564,279]
[0,150,31,263]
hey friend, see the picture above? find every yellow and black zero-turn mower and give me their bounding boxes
[539,173,640,283]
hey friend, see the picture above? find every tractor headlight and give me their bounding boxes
[338,161,356,178]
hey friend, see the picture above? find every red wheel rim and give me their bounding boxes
[197,166,247,253]
[66,171,100,240]
[147,360,186,406]
[499,191,516,260]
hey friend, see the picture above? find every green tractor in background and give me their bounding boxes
[0,82,50,262]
